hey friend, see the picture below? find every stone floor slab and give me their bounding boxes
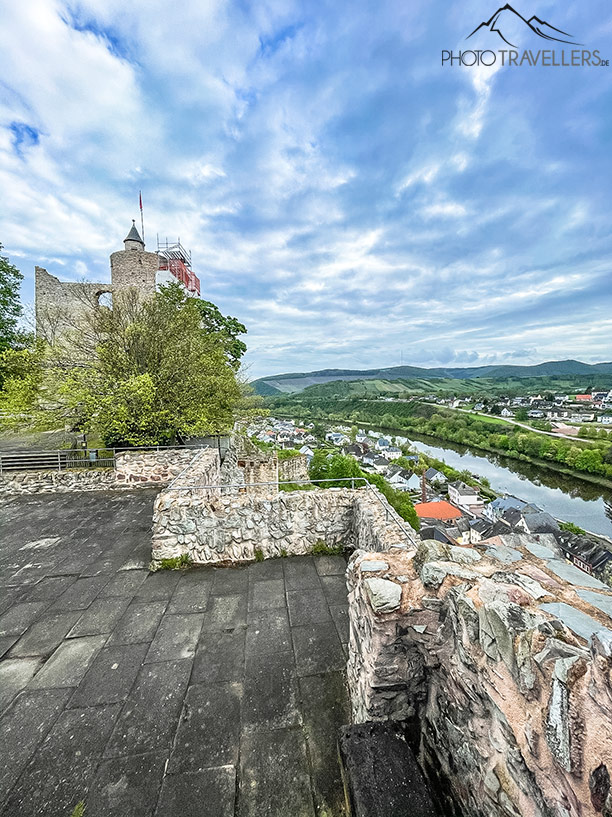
[49,576,110,612]
[0,657,43,711]
[283,557,322,591]
[67,643,149,708]
[0,688,72,806]
[246,610,292,656]
[9,611,80,657]
[168,682,242,772]
[320,574,349,606]
[98,570,148,598]
[86,751,167,817]
[314,555,348,576]
[247,578,286,612]
[292,621,346,678]
[300,672,351,817]
[200,594,246,631]
[243,649,300,731]
[211,566,249,596]
[29,634,107,689]
[67,596,132,638]
[154,767,236,817]
[287,586,332,626]
[106,600,167,646]
[0,601,49,637]
[0,703,122,817]
[134,571,182,601]
[192,627,246,683]
[104,658,192,758]
[144,613,204,663]
[239,727,315,817]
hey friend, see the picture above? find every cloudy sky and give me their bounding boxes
[1,0,611,378]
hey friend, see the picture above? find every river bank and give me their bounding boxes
[275,412,612,537]
[282,413,612,492]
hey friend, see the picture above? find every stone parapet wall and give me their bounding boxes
[0,469,119,495]
[346,536,612,817]
[151,484,417,565]
[116,448,201,484]
[0,448,211,495]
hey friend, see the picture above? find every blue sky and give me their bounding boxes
[1,0,611,378]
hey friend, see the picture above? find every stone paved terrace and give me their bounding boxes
[0,491,351,817]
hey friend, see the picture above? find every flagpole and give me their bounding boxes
[139,191,145,242]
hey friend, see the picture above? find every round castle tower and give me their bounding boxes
[110,221,159,295]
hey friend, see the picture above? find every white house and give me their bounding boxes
[501,408,514,418]
[387,466,420,492]
[424,467,447,486]
[448,481,483,513]
[375,438,391,452]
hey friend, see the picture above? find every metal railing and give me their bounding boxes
[165,476,416,543]
[0,437,230,474]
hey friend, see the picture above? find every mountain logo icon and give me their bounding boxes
[467,4,581,48]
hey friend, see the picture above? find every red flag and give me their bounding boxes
[139,191,143,211]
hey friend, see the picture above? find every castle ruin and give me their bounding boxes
[35,221,200,339]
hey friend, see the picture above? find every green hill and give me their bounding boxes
[253,360,612,396]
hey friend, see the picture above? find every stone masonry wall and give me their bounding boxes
[346,535,612,817]
[278,454,310,484]
[110,249,159,294]
[35,266,112,341]
[115,448,203,485]
[151,484,417,565]
[0,448,209,495]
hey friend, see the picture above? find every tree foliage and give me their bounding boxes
[193,299,247,370]
[0,244,23,352]
[2,283,250,446]
[308,451,419,531]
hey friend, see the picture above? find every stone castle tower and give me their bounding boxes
[109,221,159,295]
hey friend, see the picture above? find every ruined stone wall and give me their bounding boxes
[110,249,159,294]
[34,267,111,341]
[151,484,417,565]
[278,454,310,484]
[346,536,612,817]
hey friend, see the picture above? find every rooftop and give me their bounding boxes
[414,500,463,521]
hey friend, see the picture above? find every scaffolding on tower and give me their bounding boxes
[156,238,200,296]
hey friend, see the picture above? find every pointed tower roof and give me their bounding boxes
[123,220,144,250]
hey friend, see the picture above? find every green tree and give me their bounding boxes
[15,284,243,445]
[193,299,247,369]
[0,244,24,352]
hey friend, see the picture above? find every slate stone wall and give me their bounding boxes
[346,536,612,817]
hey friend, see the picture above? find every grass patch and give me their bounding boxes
[280,548,288,557]
[312,540,344,556]
[157,553,192,570]
[559,521,587,535]
[254,548,265,562]
[69,803,86,817]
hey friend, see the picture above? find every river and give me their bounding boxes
[379,430,612,538]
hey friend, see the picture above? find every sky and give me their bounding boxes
[1,0,612,379]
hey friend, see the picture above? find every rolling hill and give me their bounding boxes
[252,360,612,396]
